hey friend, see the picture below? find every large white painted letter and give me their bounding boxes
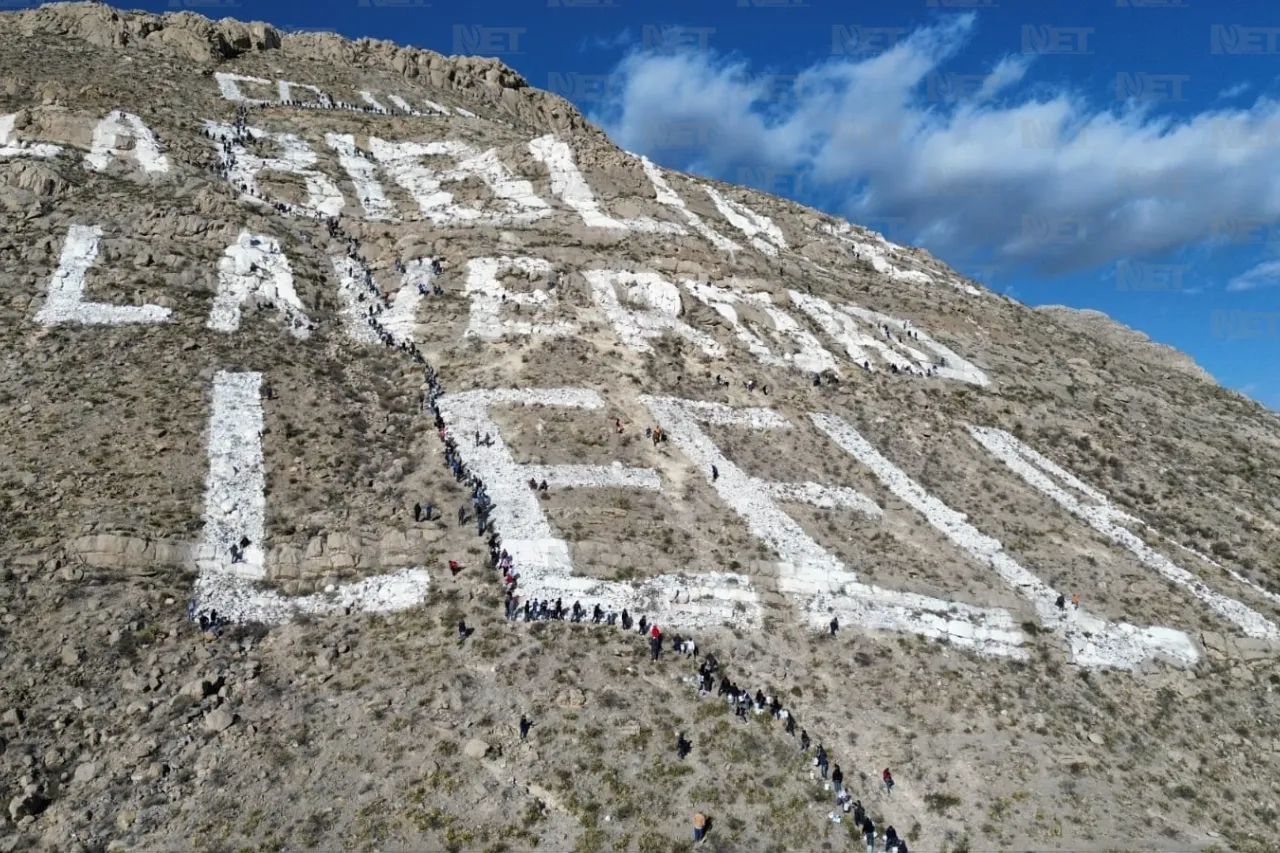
[278,80,331,107]
[204,121,345,218]
[821,220,984,295]
[683,280,838,374]
[0,113,61,158]
[529,135,685,235]
[634,155,741,253]
[368,137,549,226]
[464,256,577,340]
[809,414,1198,670]
[789,291,989,386]
[640,396,1027,658]
[329,254,428,346]
[193,371,431,623]
[210,231,312,338]
[213,72,277,105]
[83,110,169,175]
[34,224,171,326]
[437,388,759,628]
[968,425,1280,644]
[387,95,421,116]
[702,184,787,256]
[358,91,391,114]
[324,133,396,221]
[585,270,724,357]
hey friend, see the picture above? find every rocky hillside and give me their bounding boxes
[2,4,1279,852]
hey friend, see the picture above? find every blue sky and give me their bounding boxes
[107,0,1280,409]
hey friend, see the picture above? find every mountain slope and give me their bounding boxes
[2,4,1279,852]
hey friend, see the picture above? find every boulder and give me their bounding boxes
[8,791,49,822]
[555,688,586,709]
[463,738,490,759]
[180,677,215,700]
[204,707,235,733]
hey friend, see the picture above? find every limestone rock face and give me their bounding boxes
[1,4,1279,853]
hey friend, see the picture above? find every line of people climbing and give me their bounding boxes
[205,184,917,850]
[318,209,916,852]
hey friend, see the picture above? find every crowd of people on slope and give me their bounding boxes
[182,140,920,847]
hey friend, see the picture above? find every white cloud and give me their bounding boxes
[1227,259,1280,291]
[1217,82,1250,100]
[591,16,1280,277]
[579,29,634,53]
[975,56,1032,102]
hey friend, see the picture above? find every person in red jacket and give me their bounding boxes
[882,767,894,795]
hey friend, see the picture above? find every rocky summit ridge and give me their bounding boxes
[2,3,1280,852]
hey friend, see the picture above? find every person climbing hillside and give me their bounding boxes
[882,767,894,795]
[692,812,707,843]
